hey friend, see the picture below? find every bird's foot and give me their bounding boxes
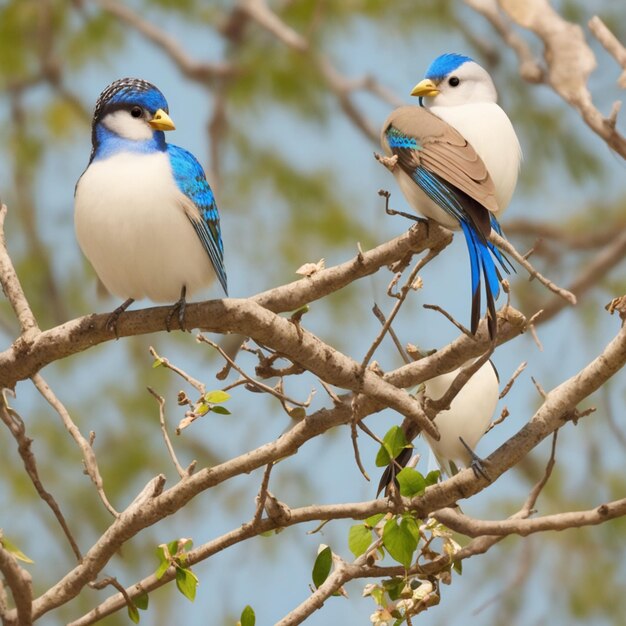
[374,152,398,172]
[459,437,490,481]
[377,189,428,224]
[166,287,189,332]
[106,298,134,338]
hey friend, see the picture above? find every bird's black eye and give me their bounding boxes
[448,76,460,87]
[130,106,143,118]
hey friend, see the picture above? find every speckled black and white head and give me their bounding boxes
[411,54,498,108]
[90,78,176,161]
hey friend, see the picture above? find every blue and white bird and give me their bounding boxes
[378,358,500,494]
[420,358,499,476]
[380,53,521,337]
[75,78,227,331]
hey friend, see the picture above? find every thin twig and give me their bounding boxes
[426,349,494,414]
[147,387,188,479]
[422,303,473,337]
[499,361,527,399]
[350,396,370,481]
[531,376,547,399]
[588,16,626,88]
[490,231,577,305]
[318,379,342,406]
[32,374,118,519]
[0,390,83,560]
[523,430,559,514]
[89,577,133,606]
[0,204,39,337]
[252,463,274,526]
[361,248,442,369]
[485,406,510,433]
[198,335,313,407]
[356,420,386,449]
[372,303,411,365]
[528,323,544,351]
[149,347,205,394]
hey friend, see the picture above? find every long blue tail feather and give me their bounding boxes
[459,221,501,336]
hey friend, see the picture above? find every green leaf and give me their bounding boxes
[312,545,332,589]
[453,560,462,575]
[375,426,408,467]
[365,513,384,528]
[175,567,198,601]
[134,593,149,610]
[348,524,371,558]
[210,405,232,415]
[396,467,426,497]
[240,605,256,626]
[155,559,170,579]
[127,603,140,623]
[402,514,421,543]
[194,402,210,417]
[425,470,441,487]
[383,576,406,601]
[204,390,230,404]
[382,517,418,569]
[151,358,163,368]
[0,536,33,564]
[155,545,170,579]
[369,586,385,606]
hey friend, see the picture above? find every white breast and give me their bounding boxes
[429,102,522,216]
[74,151,216,303]
[422,359,499,475]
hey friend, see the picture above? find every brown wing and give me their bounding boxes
[381,105,499,216]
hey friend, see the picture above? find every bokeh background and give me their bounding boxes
[1,1,626,624]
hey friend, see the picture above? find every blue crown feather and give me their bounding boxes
[424,53,473,80]
[94,78,169,122]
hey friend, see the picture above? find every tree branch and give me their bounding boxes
[94,0,234,82]
[497,0,626,157]
[588,16,626,89]
[0,542,32,626]
[10,313,622,623]
[0,204,39,338]
[435,497,626,537]
[0,222,450,390]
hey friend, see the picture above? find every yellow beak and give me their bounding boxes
[149,108,176,131]
[410,79,439,98]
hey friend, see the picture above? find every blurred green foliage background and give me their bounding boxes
[0,1,625,624]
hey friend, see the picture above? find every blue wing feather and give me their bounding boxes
[167,144,228,295]
[385,125,510,334]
